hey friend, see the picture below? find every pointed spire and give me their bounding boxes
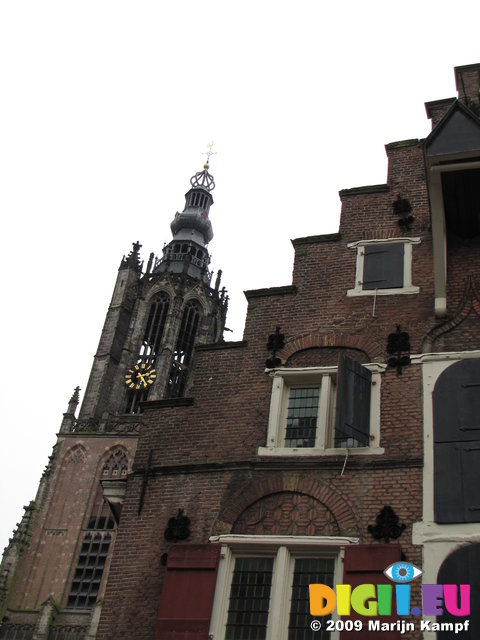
[120,241,143,272]
[60,386,81,433]
[153,151,220,284]
[67,386,81,414]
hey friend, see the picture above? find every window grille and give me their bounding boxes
[67,449,128,608]
[288,558,334,640]
[67,532,111,609]
[285,388,320,447]
[225,557,274,640]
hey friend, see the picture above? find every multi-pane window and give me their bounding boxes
[67,532,111,609]
[285,388,321,448]
[347,238,420,297]
[210,543,337,640]
[67,449,128,608]
[261,355,383,456]
[225,558,274,640]
[289,558,335,640]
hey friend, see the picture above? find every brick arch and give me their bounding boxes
[278,333,383,364]
[213,475,361,537]
[232,492,340,537]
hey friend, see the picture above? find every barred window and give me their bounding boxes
[67,449,128,609]
[67,532,111,609]
[210,542,337,640]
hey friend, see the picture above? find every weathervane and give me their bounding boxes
[203,141,216,168]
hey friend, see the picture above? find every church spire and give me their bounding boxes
[155,160,217,283]
[170,163,215,245]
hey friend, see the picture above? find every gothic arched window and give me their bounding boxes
[167,300,202,398]
[139,292,170,362]
[125,292,170,413]
[67,448,130,609]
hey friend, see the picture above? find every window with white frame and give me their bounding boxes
[259,354,384,457]
[208,535,355,640]
[347,238,420,297]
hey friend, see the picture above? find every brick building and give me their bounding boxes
[95,63,480,640]
[3,63,480,640]
[0,163,228,638]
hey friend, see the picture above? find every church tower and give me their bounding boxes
[79,159,228,424]
[0,162,228,639]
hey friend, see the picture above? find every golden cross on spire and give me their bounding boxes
[203,141,216,168]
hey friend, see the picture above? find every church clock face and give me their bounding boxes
[125,363,157,390]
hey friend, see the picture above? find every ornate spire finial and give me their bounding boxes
[190,163,215,192]
[120,241,143,272]
[67,386,80,414]
[203,141,216,170]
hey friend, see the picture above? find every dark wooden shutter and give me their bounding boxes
[341,544,402,640]
[335,354,371,448]
[155,544,221,640]
[363,244,404,290]
[433,359,480,523]
[437,543,480,639]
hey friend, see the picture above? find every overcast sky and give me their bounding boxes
[1,0,479,552]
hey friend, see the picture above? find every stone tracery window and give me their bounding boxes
[167,300,202,398]
[125,292,170,413]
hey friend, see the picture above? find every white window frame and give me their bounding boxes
[208,534,358,640]
[347,237,420,297]
[258,366,384,457]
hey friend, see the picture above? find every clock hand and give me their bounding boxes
[136,372,148,387]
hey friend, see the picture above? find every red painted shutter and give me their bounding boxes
[340,544,402,640]
[155,544,221,640]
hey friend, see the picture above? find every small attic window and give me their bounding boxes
[347,238,420,297]
[442,167,480,238]
[362,243,404,290]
